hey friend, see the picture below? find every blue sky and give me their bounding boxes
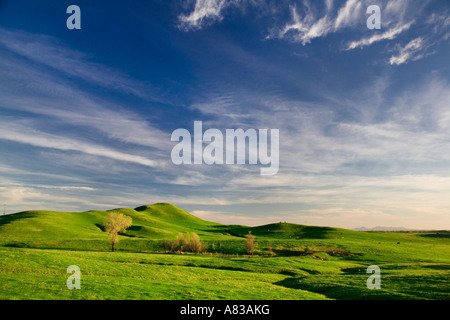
[0,0,449,229]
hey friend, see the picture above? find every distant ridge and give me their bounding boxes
[353,226,409,232]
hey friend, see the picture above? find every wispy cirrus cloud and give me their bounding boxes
[389,37,427,65]
[0,27,158,100]
[272,5,333,44]
[180,0,367,43]
[0,120,160,168]
[386,9,449,65]
[333,0,363,30]
[0,181,95,191]
[0,183,133,213]
[178,0,232,30]
[267,0,364,45]
[0,38,170,153]
[345,0,447,66]
[346,21,413,50]
[178,0,443,68]
[279,0,445,67]
[267,0,426,47]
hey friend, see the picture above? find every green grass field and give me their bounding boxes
[0,203,448,300]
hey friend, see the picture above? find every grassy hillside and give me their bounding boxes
[0,202,401,243]
[228,222,359,239]
[0,203,235,250]
[0,203,363,251]
[0,203,449,300]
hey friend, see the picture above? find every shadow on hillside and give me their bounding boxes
[94,223,145,238]
[0,212,35,228]
[230,224,338,239]
[419,231,450,239]
[209,225,247,237]
[271,249,309,257]
[94,223,105,232]
[296,226,337,239]
[120,225,147,238]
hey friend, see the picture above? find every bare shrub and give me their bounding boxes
[245,231,256,255]
[188,232,205,253]
[160,240,175,253]
[167,232,205,253]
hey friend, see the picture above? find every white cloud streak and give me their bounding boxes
[333,0,362,30]
[0,121,159,168]
[0,28,155,100]
[389,37,426,65]
[0,33,171,153]
[268,0,364,45]
[346,21,413,50]
[178,0,230,30]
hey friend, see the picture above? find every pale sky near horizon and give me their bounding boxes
[0,0,449,229]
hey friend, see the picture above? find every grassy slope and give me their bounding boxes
[0,203,449,300]
[0,203,222,240]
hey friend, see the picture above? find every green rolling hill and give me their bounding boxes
[0,203,227,243]
[0,203,449,300]
[0,202,378,244]
[0,202,447,257]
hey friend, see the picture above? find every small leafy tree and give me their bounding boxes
[104,212,132,252]
[245,231,256,255]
